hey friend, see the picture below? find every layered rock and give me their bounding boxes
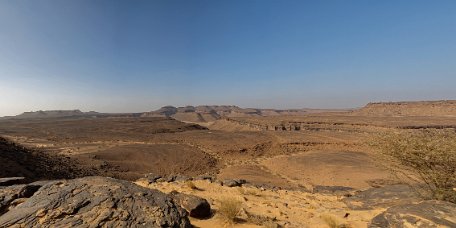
[0,176,191,227]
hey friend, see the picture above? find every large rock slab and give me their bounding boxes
[369,200,456,228]
[0,176,191,227]
[343,185,419,210]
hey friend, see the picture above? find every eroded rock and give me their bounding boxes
[0,176,191,227]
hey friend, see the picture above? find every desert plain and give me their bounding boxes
[1,100,456,227]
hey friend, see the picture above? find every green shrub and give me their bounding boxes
[369,129,456,203]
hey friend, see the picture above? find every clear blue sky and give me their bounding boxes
[1,1,455,116]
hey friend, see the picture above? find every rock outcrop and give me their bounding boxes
[343,184,419,210]
[222,179,247,187]
[0,176,191,227]
[369,200,456,227]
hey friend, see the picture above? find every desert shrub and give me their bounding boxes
[320,214,351,228]
[217,197,243,224]
[369,129,456,203]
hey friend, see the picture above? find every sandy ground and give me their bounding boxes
[136,179,382,228]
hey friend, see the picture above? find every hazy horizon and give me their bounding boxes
[1,1,455,117]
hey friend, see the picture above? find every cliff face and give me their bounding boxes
[352,100,456,117]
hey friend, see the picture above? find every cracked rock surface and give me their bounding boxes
[0,176,191,228]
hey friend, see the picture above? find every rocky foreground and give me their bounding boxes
[1,174,455,228]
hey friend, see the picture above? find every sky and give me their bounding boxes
[0,1,455,116]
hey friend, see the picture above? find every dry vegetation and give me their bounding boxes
[217,197,243,224]
[320,214,341,228]
[369,129,456,203]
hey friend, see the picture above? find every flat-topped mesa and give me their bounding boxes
[7,110,100,119]
[352,100,456,117]
[141,105,311,122]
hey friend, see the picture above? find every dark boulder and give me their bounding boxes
[169,191,211,219]
[223,179,247,187]
[143,173,163,184]
[165,175,177,182]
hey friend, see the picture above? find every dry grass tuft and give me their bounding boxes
[217,197,243,224]
[321,214,340,228]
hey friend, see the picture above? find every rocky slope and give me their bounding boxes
[352,100,456,117]
[0,137,96,181]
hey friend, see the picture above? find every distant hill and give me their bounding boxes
[0,110,144,120]
[141,105,319,122]
[352,100,456,117]
[1,110,94,119]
